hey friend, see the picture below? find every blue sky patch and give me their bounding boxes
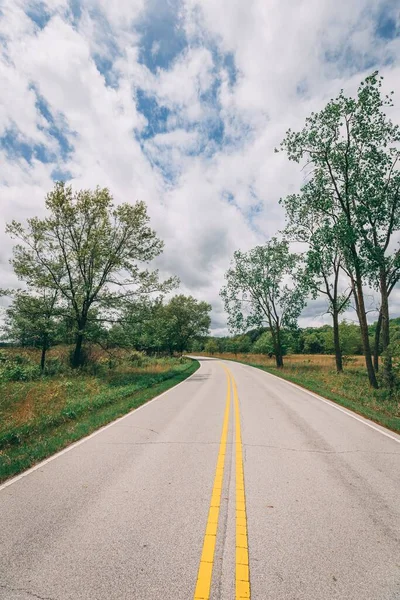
[0,129,55,164]
[68,0,82,24]
[137,0,186,73]
[34,89,75,160]
[376,7,399,40]
[223,52,237,87]
[51,167,73,181]
[93,54,119,88]
[136,90,172,139]
[26,1,51,29]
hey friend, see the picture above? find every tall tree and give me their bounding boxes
[7,183,177,367]
[220,239,306,368]
[282,181,351,372]
[280,72,400,388]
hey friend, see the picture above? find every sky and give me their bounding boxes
[1,0,400,334]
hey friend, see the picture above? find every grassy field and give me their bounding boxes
[200,352,400,434]
[0,346,198,483]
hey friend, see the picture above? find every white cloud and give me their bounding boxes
[1,0,400,332]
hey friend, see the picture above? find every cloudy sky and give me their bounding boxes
[1,0,400,334]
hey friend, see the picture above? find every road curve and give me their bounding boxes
[0,358,399,600]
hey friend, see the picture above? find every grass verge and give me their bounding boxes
[200,353,400,435]
[0,358,199,483]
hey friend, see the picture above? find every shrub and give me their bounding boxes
[204,340,219,355]
[0,350,9,363]
[0,361,40,382]
[127,350,148,367]
[12,353,31,365]
[44,357,65,376]
[68,346,90,368]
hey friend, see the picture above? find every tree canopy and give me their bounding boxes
[6,183,177,366]
[220,239,306,367]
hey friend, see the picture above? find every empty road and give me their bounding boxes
[0,358,399,599]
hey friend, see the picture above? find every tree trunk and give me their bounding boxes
[40,334,48,372]
[275,324,284,368]
[373,310,382,373]
[72,331,85,368]
[332,310,343,373]
[354,274,378,388]
[380,273,393,389]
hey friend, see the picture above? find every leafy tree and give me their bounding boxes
[204,339,219,355]
[373,271,400,372]
[4,289,59,371]
[282,180,352,371]
[108,295,211,355]
[303,331,324,354]
[223,339,239,354]
[252,331,274,354]
[339,321,363,355]
[220,239,306,367]
[6,183,177,367]
[234,335,252,354]
[191,339,205,353]
[280,72,400,388]
[162,295,211,354]
[113,299,167,354]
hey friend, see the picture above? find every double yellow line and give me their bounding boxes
[193,365,250,599]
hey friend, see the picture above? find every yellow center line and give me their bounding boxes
[193,369,231,600]
[232,372,251,599]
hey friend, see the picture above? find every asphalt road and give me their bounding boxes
[1,357,399,600]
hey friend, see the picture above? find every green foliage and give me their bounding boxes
[204,319,367,358]
[111,295,211,355]
[303,332,324,354]
[339,321,363,355]
[383,331,400,389]
[191,339,205,352]
[252,332,274,354]
[127,350,148,367]
[220,239,307,366]
[280,71,400,387]
[0,357,199,482]
[163,295,212,353]
[204,339,219,355]
[6,183,177,367]
[0,353,41,382]
[43,357,65,376]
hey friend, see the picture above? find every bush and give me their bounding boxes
[68,346,91,368]
[0,350,9,363]
[0,361,40,382]
[44,357,65,376]
[12,353,31,365]
[127,350,148,367]
[204,340,219,355]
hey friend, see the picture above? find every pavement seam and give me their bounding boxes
[0,584,57,600]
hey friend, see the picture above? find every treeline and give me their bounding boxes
[200,318,400,358]
[221,72,400,390]
[1,185,211,371]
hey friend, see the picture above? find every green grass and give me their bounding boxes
[201,352,400,434]
[0,357,199,483]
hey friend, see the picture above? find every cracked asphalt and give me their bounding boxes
[0,358,399,599]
